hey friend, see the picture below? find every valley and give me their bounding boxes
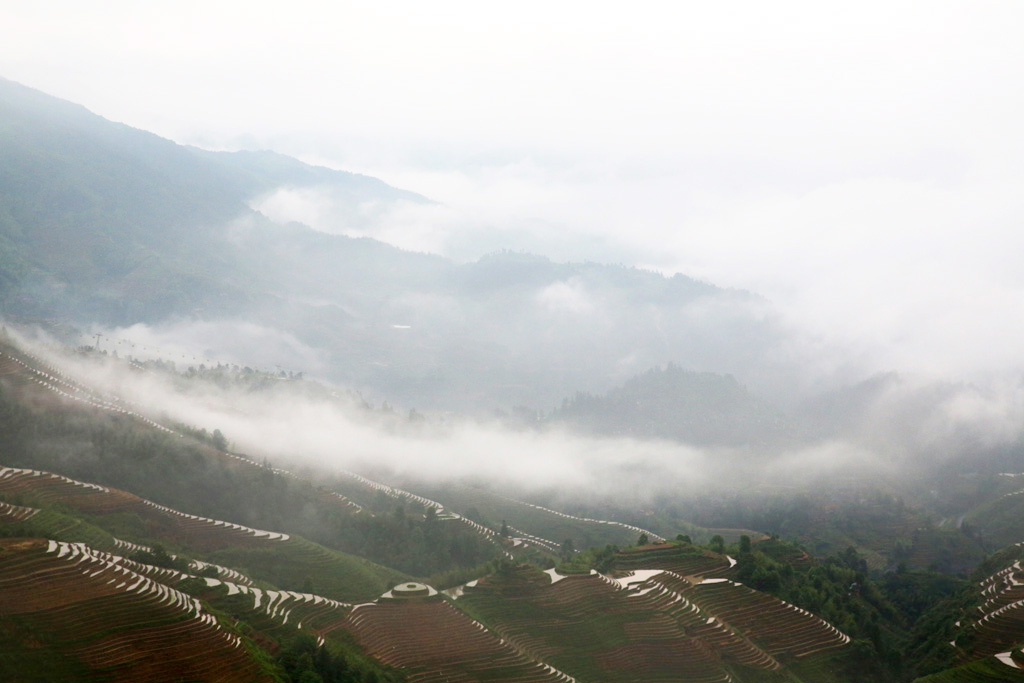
[3,71,1024,682]
[2,334,1024,680]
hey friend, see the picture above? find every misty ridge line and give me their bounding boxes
[112,188,1020,421]
[6,324,1024,512]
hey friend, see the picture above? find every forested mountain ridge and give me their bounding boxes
[547,363,793,446]
[0,75,424,323]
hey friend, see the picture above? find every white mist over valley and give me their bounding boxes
[4,5,1024,681]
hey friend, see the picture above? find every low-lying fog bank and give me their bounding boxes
[10,326,1023,512]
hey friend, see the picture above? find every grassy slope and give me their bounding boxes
[0,505,117,551]
[208,537,406,603]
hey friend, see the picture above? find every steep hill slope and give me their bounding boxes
[0,338,498,586]
[0,75,424,324]
[456,561,851,682]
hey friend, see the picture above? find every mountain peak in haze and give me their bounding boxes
[0,77,795,412]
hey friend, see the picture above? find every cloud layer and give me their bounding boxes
[3,1,1024,382]
[11,327,1021,510]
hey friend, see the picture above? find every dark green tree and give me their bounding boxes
[710,534,725,553]
[739,535,752,553]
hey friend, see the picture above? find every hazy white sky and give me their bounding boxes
[3,1,1024,378]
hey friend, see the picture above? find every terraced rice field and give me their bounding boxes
[0,538,271,681]
[0,464,404,602]
[686,579,850,659]
[139,498,290,548]
[189,558,254,586]
[345,595,570,682]
[0,466,136,514]
[0,351,176,434]
[459,567,741,681]
[458,562,849,682]
[0,465,289,549]
[613,543,733,577]
[969,558,1024,657]
[0,499,39,522]
[194,578,353,646]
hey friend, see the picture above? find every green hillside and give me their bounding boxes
[0,340,498,583]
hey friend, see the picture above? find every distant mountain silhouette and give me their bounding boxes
[548,363,793,446]
[0,77,792,413]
